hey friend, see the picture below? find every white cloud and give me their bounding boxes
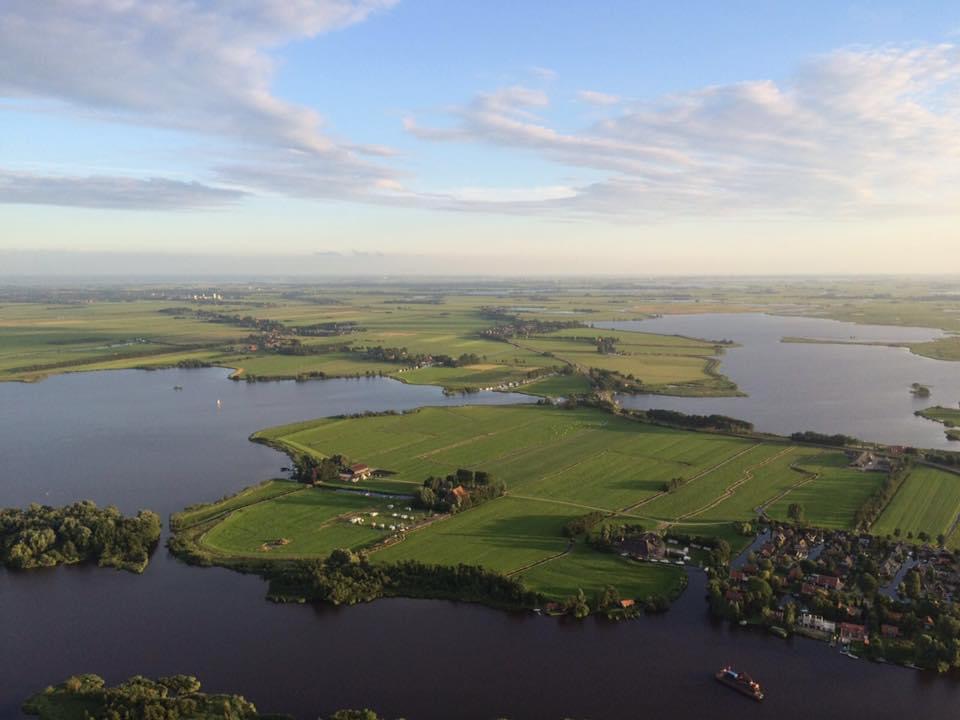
[577,90,621,106]
[407,44,960,219]
[0,0,398,208]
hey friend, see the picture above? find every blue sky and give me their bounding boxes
[2,1,959,274]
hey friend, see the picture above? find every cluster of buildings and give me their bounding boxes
[717,522,960,656]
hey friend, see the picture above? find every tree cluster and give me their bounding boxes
[292,454,345,484]
[269,549,540,610]
[414,469,504,512]
[21,673,285,720]
[0,501,161,573]
[562,512,606,538]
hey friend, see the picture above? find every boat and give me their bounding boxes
[715,666,764,702]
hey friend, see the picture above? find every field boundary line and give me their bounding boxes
[505,539,575,577]
[673,445,796,522]
[754,462,820,518]
[617,442,762,514]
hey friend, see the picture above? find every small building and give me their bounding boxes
[345,463,372,482]
[881,624,900,639]
[446,485,470,506]
[799,613,836,634]
[619,599,635,609]
[812,574,843,591]
[839,623,868,644]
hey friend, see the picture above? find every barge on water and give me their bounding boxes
[715,666,764,702]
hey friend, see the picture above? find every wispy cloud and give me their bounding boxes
[0,168,247,210]
[0,0,399,208]
[407,44,960,219]
[577,90,621,106]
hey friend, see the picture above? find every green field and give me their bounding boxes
[373,496,574,572]
[765,452,887,529]
[187,404,898,602]
[873,466,960,540]
[255,404,758,508]
[201,487,405,558]
[515,328,738,395]
[518,543,685,600]
[517,373,593,397]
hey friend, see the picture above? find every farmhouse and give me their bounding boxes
[341,463,372,482]
[849,451,890,472]
[618,532,666,561]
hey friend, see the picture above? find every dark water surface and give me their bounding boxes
[602,313,960,449]
[3,368,960,719]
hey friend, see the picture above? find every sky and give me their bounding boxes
[2,1,960,276]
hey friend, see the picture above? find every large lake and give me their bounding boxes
[600,313,960,449]
[3,363,960,719]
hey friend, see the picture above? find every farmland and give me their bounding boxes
[179,403,908,604]
[764,452,888,529]
[873,466,960,540]
[0,286,738,395]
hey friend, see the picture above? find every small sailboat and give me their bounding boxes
[216,399,222,410]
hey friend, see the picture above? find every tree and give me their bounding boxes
[787,503,805,522]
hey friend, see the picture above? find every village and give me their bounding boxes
[709,520,960,669]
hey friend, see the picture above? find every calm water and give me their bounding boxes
[3,367,960,719]
[600,313,960,449]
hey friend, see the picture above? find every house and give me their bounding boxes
[619,599,636,609]
[801,583,816,596]
[881,624,900,639]
[725,589,744,603]
[346,463,372,481]
[849,451,890,472]
[839,623,868,644]
[446,485,470,506]
[618,533,666,561]
[729,569,745,583]
[799,613,836,634]
[812,574,843,591]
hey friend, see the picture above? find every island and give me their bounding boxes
[21,673,385,720]
[0,501,161,573]
[916,405,960,441]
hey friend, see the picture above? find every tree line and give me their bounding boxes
[640,409,754,433]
